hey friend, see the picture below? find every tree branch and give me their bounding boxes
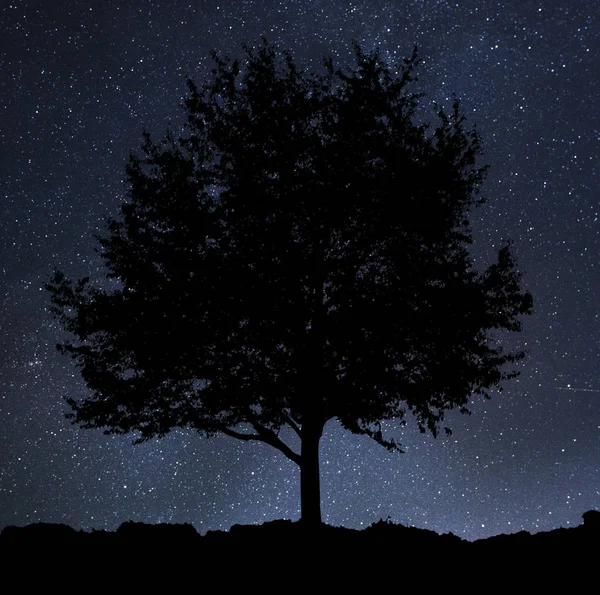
[250,421,301,466]
[220,427,263,442]
[282,411,302,438]
[220,423,301,466]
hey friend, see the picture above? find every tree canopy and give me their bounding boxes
[47,40,533,525]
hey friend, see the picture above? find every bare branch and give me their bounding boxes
[220,427,263,442]
[220,423,301,466]
[250,421,301,465]
[282,412,302,437]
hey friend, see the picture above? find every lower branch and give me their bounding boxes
[220,427,263,442]
[220,424,301,466]
[281,412,302,438]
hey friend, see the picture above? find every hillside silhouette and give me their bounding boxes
[2,510,597,556]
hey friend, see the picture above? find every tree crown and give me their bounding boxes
[47,40,533,452]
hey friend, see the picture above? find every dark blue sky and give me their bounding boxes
[0,0,598,540]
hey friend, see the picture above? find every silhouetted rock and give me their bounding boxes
[582,509,600,530]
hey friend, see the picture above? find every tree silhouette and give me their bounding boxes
[47,40,533,527]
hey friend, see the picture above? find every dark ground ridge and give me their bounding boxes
[1,509,598,553]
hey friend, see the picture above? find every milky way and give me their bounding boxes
[1,0,598,540]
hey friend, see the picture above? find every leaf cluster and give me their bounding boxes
[47,39,533,448]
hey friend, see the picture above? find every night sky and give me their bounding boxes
[1,0,598,541]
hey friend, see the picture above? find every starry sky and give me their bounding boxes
[1,0,598,541]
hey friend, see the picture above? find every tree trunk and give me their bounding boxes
[300,240,327,527]
[299,420,324,527]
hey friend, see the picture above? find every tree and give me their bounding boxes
[47,40,533,527]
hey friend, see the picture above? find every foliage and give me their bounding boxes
[47,39,532,468]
